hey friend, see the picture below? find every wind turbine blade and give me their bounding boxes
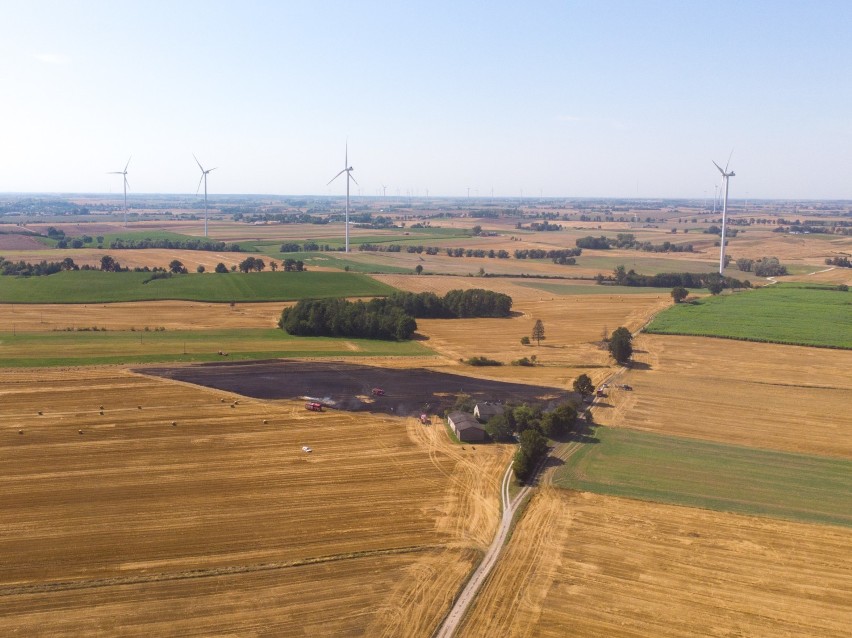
[712,160,725,175]
[193,154,205,172]
[196,174,204,195]
[124,156,132,172]
[724,150,734,173]
[345,141,348,168]
[327,170,346,185]
[124,177,131,191]
[108,171,123,174]
[348,172,359,186]
[208,167,217,173]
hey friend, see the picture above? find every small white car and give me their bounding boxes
[302,446,312,453]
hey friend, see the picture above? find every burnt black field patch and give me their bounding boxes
[139,359,566,417]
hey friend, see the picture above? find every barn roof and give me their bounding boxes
[448,411,483,430]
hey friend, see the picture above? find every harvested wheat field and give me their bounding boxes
[597,334,852,458]
[460,489,852,638]
[376,275,670,387]
[0,366,512,636]
[0,301,284,332]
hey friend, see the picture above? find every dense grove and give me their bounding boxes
[279,298,417,340]
[108,238,243,251]
[576,233,694,253]
[825,256,851,268]
[387,289,513,318]
[602,266,751,290]
[279,289,513,340]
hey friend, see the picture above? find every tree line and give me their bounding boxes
[576,234,694,253]
[387,289,513,318]
[601,266,751,291]
[279,288,514,341]
[107,238,243,252]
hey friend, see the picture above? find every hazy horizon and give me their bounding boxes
[2,1,850,199]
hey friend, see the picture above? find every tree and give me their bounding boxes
[269,260,278,272]
[707,280,724,295]
[196,264,205,273]
[169,259,187,274]
[608,327,633,364]
[520,336,530,345]
[484,414,514,441]
[214,262,228,273]
[532,319,545,346]
[573,374,595,399]
[100,255,119,272]
[415,264,423,275]
[513,429,548,481]
[540,403,577,438]
[671,286,688,303]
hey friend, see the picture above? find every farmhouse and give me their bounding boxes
[473,402,503,423]
[447,411,487,443]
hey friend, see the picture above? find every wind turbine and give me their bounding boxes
[712,152,735,275]
[193,154,216,237]
[327,143,357,252]
[381,184,387,197]
[108,157,131,227]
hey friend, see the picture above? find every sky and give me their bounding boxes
[1,1,850,199]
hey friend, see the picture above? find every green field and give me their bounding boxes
[554,427,852,527]
[253,250,415,274]
[0,271,396,303]
[644,284,852,348]
[577,254,716,275]
[516,282,691,296]
[0,328,432,367]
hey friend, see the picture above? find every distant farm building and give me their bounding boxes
[473,402,503,423]
[447,411,487,443]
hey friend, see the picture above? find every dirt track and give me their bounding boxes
[140,359,568,416]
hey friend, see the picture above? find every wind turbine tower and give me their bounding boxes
[193,155,217,237]
[712,154,735,275]
[108,157,131,227]
[327,144,357,252]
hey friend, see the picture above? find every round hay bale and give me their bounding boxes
[18,429,24,435]
[37,411,43,416]
[263,419,268,424]
[78,429,84,435]
[99,410,104,415]
[138,405,142,409]
[171,421,177,426]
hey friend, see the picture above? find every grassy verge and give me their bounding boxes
[0,270,397,303]
[644,283,852,349]
[553,426,852,527]
[516,282,703,296]
[0,328,432,367]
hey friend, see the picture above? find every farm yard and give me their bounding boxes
[460,489,852,638]
[0,366,512,635]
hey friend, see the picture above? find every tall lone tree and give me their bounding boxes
[532,319,546,346]
[671,286,688,303]
[573,373,595,399]
[608,327,633,364]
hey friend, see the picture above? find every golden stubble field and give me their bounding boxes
[597,334,852,458]
[460,489,852,638]
[375,275,671,387]
[0,366,512,636]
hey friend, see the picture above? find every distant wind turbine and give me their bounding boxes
[381,184,387,197]
[712,152,735,275]
[327,143,357,253]
[108,157,131,227]
[193,154,216,237]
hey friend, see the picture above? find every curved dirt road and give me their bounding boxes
[433,463,531,638]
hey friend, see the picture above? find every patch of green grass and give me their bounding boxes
[516,282,704,295]
[0,271,397,303]
[577,254,715,275]
[554,427,852,527]
[645,283,852,348]
[0,328,432,367]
